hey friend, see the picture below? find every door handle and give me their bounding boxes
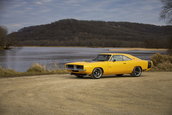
[123,63,126,64]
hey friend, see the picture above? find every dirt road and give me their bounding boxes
[0,72,172,115]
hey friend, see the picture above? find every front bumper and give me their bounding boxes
[66,68,86,72]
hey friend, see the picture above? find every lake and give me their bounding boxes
[0,47,166,72]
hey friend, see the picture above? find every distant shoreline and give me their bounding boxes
[12,46,168,51]
[109,48,167,51]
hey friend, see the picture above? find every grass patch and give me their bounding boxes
[151,53,172,71]
[0,67,21,77]
[27,63,47,73]
[0,63,68,78]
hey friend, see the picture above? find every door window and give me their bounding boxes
[111,55,131,61]
[123,56,131,61]
[111,55,123,61]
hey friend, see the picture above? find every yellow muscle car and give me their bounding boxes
[65,53,153,79]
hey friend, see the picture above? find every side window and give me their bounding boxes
[123,56,131,61]
[111,55,123,61]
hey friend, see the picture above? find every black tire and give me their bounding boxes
[116,74,123,77]
[130,66,142,77]
[91,68,103,79]
[76,75,84,78]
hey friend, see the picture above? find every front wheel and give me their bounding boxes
[130,66,142,77]
[91,68,103,79]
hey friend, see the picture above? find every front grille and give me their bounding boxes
[76,65,84,70]
[66,65,84,70]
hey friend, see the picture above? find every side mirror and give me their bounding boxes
[113,59,116,62]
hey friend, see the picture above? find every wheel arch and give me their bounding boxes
[91,67,104,79]
[130,66,143,77]
[134,66,142,71]
[96,67,104,74]
[92,67,104,74]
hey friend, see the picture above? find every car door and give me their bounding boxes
[122,55,134,73]
[109,55,128,74]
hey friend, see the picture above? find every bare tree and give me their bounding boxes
[0,26,11,49]
[160,0,172,54]
[160,0,172,24]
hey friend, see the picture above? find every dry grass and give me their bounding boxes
[0,63,68,78]
[152,62,172,71]
[0,67,20,77]
[151,53,172,71]
[27,63,47,73]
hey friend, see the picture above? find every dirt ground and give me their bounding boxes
[0,72,172,115]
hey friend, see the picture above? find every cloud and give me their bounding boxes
[74,0,163,24]
[35,1,43,5]
[0,0,166,33]
[34,0,53,5]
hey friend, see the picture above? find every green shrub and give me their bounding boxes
[27,63,47,73]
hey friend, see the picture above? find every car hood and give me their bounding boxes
[66,61,106,66]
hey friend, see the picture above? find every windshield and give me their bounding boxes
[93,55,111,61]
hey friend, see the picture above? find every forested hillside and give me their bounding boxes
[8,19,172,48]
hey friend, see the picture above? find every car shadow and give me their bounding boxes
[67,74,146,79]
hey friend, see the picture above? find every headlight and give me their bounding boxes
[66,65,85,71]
[66,65,74,69]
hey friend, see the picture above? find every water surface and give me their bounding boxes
[0,47,165,72]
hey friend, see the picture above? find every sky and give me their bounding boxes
[0,0,165,33]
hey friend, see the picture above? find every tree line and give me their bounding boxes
[8,19,172,48]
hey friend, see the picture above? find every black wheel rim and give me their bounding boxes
[93,69,102,78]
[134,67,141,76]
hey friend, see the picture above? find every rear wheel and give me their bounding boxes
[91,68,103,79]
[130,66,142,77]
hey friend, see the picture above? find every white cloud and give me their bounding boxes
[34,0,53,5]
[35,1,43,5]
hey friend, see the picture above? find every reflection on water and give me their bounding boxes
[0,47,166,72]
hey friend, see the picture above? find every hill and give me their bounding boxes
[8,19,172,48]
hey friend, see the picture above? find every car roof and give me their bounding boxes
[100,53,129,55]
[99,53,140,60]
